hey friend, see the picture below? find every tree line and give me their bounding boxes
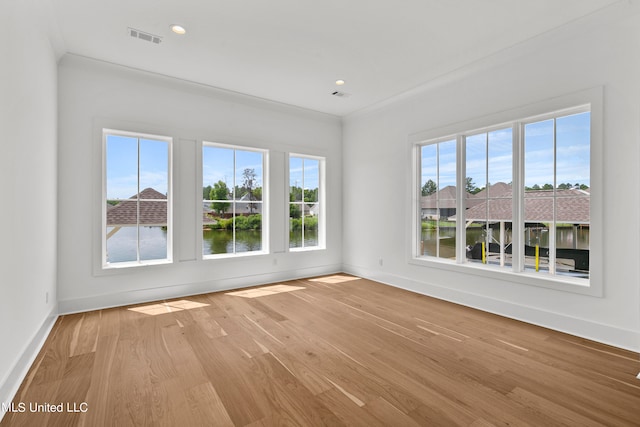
[203,168,319,218]
[421,177,589,196]
[204,168,261,215]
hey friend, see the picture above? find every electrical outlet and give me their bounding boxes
[378,257,383,266]
[273,258,278,266]
[46,292,49,304]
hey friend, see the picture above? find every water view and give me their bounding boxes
[203,229,262,255]
[106,226,168,263]
[200,228,319,255]
[421,225,590,277]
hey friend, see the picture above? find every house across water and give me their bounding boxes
[421,182,589,277]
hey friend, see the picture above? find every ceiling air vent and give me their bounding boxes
[331,91,351,98]
[128,27,162,44]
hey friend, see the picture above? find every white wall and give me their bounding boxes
[0,0,60,412]
[57,55,343,313]
[343,4,640,351]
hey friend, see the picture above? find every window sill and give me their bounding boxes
[289,246,326,253]
[101,259,173,271]
[408,256,600,297]
[203,250,269,261]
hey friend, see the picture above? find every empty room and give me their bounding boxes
[1,0,640,425]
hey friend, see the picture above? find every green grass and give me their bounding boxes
[208,214,262,230]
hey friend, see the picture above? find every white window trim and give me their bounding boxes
[201,141,269,260]
[409,87,603,297]
[101,128,174,270]
[287,153,326,252]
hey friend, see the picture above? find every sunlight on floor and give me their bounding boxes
[308,275,361,284]
[226,284,306,298]
[128,299,209,315]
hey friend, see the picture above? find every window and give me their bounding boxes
[465,128,513,267]
[289,155,324,250]
[202,143,266,257]
[523,111,590,278]
[420,139,456,259]
[103,129,172,268]
[415,104,593,286]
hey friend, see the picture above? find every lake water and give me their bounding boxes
[201,228,319,255]
[421,226,590,276]
[106,226,168,263]
[107,227,320,262]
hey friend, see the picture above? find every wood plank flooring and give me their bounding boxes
[2,274,639,426]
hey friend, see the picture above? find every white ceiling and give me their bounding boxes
[51,0,618,116]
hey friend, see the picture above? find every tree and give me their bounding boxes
[304,187,318,203]
[209,181,229,215]
[422,179,437,196]
[465,177,477,194]
[234,185,247,199]
[203,185,212,200]
[542,183,553,190]
[253,187,262,201]
[290,186,303,202]
[242,168,257,213]
[289,203,301,218]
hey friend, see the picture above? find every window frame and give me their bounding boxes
[410,88,603,296]
[201,141,269,259]
[101,128,173,269]
[288,153,326,252]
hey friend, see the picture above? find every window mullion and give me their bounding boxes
[301,159,305,248]
[456,135,466,263]
[512,123,524,272]
[232,149,236,254]
[136,137,141,263]
[484,132,490,265]
[549,119,557,274]
[416,146,423,257]
[435,143,440,258]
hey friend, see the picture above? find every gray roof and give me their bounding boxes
[421,186,462,209]
[421,183,509,210]
[107,188,167,226]
[458,185,590,224]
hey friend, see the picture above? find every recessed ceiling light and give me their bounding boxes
[335,79,345,86]
[171,25,186,35]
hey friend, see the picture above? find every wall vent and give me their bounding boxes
[128,27,162,44]
[331,91,351,98]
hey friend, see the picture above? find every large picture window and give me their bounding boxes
[202,143,266,257]
[103,130,172,267]
[416,104,593,286]
[289,155,325,250]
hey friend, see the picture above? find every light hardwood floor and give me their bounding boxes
[2,274,639,426]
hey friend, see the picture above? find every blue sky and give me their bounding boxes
[106,135,168,199]
[202,146,264,196]
[421,111,590,191]
[289,157,319,201]
[525,111,590,187]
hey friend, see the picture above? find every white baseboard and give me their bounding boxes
[58,264,343,315]
[343,263,640,353]
[0,306,58,423]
